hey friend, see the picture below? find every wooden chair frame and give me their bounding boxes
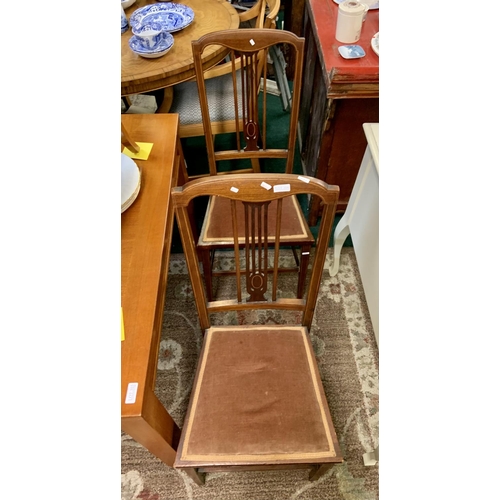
[172,173,341,485]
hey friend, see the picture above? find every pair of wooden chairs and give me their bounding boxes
[169,29,343,485]
[178,28,315,301]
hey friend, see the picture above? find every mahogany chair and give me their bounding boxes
[171,172,342,485]
[168,0,281,145]
[186,29,313,301]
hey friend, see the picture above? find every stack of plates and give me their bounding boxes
[128,3,194,58]
[128,31,174,58]
[129,3,195,32]
[121,153,141,213]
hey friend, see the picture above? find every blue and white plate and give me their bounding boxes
[129,31,174,58]
[129,3,195,32]
[338,44,366,59]
[333,0,379,9]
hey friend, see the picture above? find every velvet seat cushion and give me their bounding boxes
[175,326,342,468]
[199,195,314,246]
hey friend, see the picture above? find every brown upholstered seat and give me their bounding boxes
[171,171,342,485]
[176,326,341,467]
[200,195,313,244]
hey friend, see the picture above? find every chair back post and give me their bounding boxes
[174,204,211,330]
[285,37,304,174]
[302,198,337,328]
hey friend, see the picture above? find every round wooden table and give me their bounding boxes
[121,0,240,96]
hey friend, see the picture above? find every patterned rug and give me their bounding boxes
[121,247,379,500]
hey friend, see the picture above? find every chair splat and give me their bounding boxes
[243,201,271,302]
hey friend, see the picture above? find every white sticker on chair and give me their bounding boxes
[298,175,310,183]
[230,187,239,193]
[273,184,291,193]
[249,39,255,46]
[125,382,139,404]
[261,182,272,190]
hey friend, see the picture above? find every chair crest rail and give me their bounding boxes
[171,173,339,208]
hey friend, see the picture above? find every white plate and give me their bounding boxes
[121,0,136,9]
[371,32,379,56]
[333,0,379,9]
[121,153,141,213]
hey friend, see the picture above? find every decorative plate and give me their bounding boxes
[129,3,195,32]
[121,154,141,213]
[333,0,379,9]
[129,31,174,58]
[371,32,379,56]
[338,44,366,59]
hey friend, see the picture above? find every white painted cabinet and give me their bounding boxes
[330,123,379,347]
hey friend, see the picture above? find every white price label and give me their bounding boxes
[125,382,139,404]
[273,184,291,193]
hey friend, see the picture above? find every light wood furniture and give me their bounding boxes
[121,113,189,467]
[331,123,378,347]
[298,0,379,221]
[168,0,281,139]
[171,173,342,485]
[121,0,240,97]
[189,29,315,301]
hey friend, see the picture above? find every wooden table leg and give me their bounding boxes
[121,389,180,467]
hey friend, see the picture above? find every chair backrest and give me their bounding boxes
[172,173,339,331]
[201,0,281,80]
[191,29,304,176]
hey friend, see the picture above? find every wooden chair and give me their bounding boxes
[167,0,281,144]
[171,172,342,485]
[185,29,313,301]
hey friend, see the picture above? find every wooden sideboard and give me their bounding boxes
[298,0,379,224]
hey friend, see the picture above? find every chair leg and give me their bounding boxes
[309,463,334,481]
[183,467,205,485]
[199,247,214,301]
[297,244,311,299]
